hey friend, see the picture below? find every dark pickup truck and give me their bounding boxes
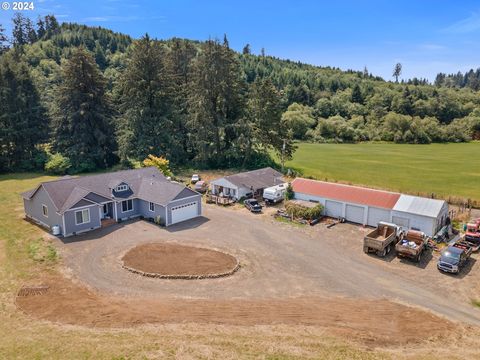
[437,241,472,274]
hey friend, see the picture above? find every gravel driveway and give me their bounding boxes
[55,204,480,326]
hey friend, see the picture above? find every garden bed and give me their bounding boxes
[121,243,239,279]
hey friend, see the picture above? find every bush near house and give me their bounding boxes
[44,153,72,175]
[285,183,294,200]
[285,201,323,220]
[142,154,173,177]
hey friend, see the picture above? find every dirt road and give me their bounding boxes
[49,205,480,326]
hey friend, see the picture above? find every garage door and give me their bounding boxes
[367,207,391,227]
[345,204,365,224]
[392,216,409,229]
[325,200,343,218]
[171,202,198,224]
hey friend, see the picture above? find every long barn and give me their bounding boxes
[292,178,448,236]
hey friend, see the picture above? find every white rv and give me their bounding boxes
[263,183,288,204]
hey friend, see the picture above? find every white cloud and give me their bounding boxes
[418,43,446,51]
[443,11,480,33]
[81,15,166,23]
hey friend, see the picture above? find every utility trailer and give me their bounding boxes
[363,222,403,257]
[395,230,427,262]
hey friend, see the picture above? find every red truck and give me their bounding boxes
[465,218,480,242]
[463,218,480,251]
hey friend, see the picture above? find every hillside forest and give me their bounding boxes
[1,14,480,174]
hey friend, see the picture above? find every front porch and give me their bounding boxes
[101,202,116,227]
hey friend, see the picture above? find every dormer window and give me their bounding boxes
[116,184,128,192]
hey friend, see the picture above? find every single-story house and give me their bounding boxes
[210,167,284,200]
[22,167,202,237]
[292,178,448,236]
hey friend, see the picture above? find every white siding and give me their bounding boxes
[391,210,437,236]
[367,207,391,227]
[210,178,240,199]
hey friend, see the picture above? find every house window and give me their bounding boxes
[42,204,48,217]
[75,209,90,225]
[116,184,128,192]
[149,202,155,212]
[103,204,108,214]
[121,199,133,212]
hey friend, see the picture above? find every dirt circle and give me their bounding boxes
[121,243,239,279]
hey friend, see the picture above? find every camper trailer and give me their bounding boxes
[263,183,288,204]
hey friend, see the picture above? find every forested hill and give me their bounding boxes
[1,15,480,174]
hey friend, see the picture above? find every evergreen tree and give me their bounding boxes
[165,38,197,162]
[0,23,8,54]
[188,38,245,167]
[351,83,363,104]
[248,78,294,159]
[12,13,28,46]
[393,63,402,83]
[44,15,59,38]
[0,50,48,171]
[363,66,369,78]
[36,17,46,39]
[117,35,173,162]
[25,18,38,44]
[51,48,116,172]
[242,43,251,55]
[94,42,107,69]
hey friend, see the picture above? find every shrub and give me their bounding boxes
[44,153,71,174]
[142,154,173,177]
[285,183,294,200]
[285,201,323,220]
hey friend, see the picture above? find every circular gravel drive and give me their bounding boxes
[122,243,239,279]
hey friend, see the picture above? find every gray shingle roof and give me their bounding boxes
[22,167,197,213]
[213,167,284,190]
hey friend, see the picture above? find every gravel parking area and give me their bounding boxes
[54,204,480,325]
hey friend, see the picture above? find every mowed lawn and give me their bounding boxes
[284,142,480,202]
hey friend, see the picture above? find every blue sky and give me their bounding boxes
[1,0,479,81]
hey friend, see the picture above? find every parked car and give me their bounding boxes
[244,198,262,213]
[194,180,208,193]
[437,241,472,274]
[191,174,200,184]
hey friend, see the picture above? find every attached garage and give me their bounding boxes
[325,200,343,218]
[345,204,365,224]
[171,201,199,225]
[367,207,391,227]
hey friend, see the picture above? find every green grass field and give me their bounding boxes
[284,142,480,203]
